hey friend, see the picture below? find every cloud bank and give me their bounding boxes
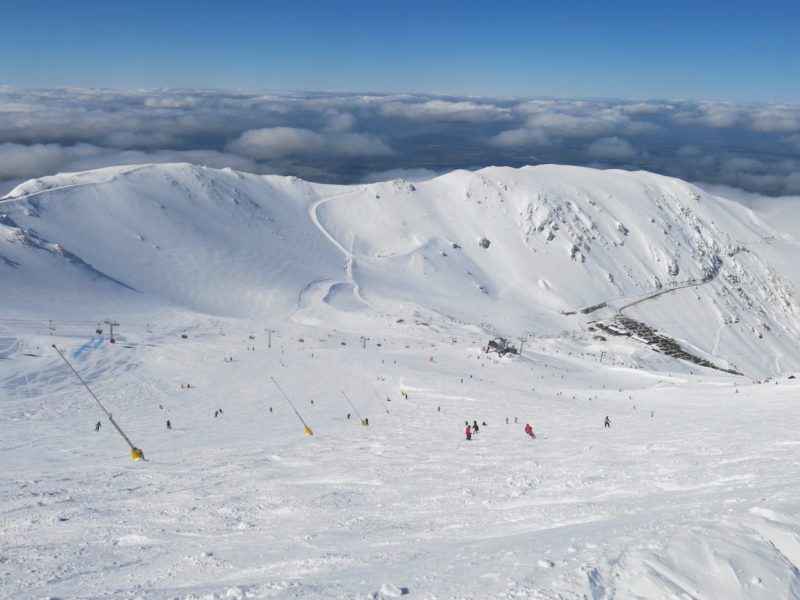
[0,88,798,195]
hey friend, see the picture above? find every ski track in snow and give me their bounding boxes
[308,187,370,309]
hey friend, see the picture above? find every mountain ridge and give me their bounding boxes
[2,162,798,377]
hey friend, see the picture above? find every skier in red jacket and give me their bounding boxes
[524,423,535,438]
[465,424,472,441]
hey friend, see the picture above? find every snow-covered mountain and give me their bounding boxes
[2,163,798,377]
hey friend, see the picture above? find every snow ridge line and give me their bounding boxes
[0,165,148,203]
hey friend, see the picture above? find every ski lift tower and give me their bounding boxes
[104,319,119,344]
[518,335,528,355]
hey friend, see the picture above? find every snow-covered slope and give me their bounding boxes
[3,163,800,599]
[2,163,798,377]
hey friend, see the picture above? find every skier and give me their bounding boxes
[472,420,479,433]
[269,407,273,413]
[214,410,219,418]
[364,417,369,426]
[95,421,101,432]
[524,423,535,438]
[167,419,172,430]
[347,413,351,420]
[218,408,223,415]
[604,416,611,428]
[465,423,472,441]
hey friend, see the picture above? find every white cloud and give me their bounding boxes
[586,137,637,160]
[526,111,622,137]
[620,102,674,115]
[228,127,326,160]
[327,132,393,157]
[0,88,798,195]
[623,121,664,136]
[673,103,743,128]
[0,143,97,179]
[488,128,551,148]
[227,127,392,160]
[515,105,660,138]
[749,106,800,133]
[0,142,268,181]
[719,171,800,195]
[144,96,205,108]
[379,100,513,123]
[323,112,357,133]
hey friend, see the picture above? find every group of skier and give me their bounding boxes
[463,416,613,440]
[465,419,535,440]
[464,419,488,440]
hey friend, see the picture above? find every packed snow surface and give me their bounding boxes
[1,163,799,598]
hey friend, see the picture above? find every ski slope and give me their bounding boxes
[2,164,800,598]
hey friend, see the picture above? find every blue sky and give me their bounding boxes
[2,0,799,101]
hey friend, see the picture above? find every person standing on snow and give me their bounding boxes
[604,416,611,428]
[95,421,101,432]
[473,420,479,433]
[524,423,535,438]
[167,419,172,430]
[465,424,472,441]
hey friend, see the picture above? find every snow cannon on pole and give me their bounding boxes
[371,388,391,415]
[270,376,313,436]
[341,391,366,426]
[52,345,144,461]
